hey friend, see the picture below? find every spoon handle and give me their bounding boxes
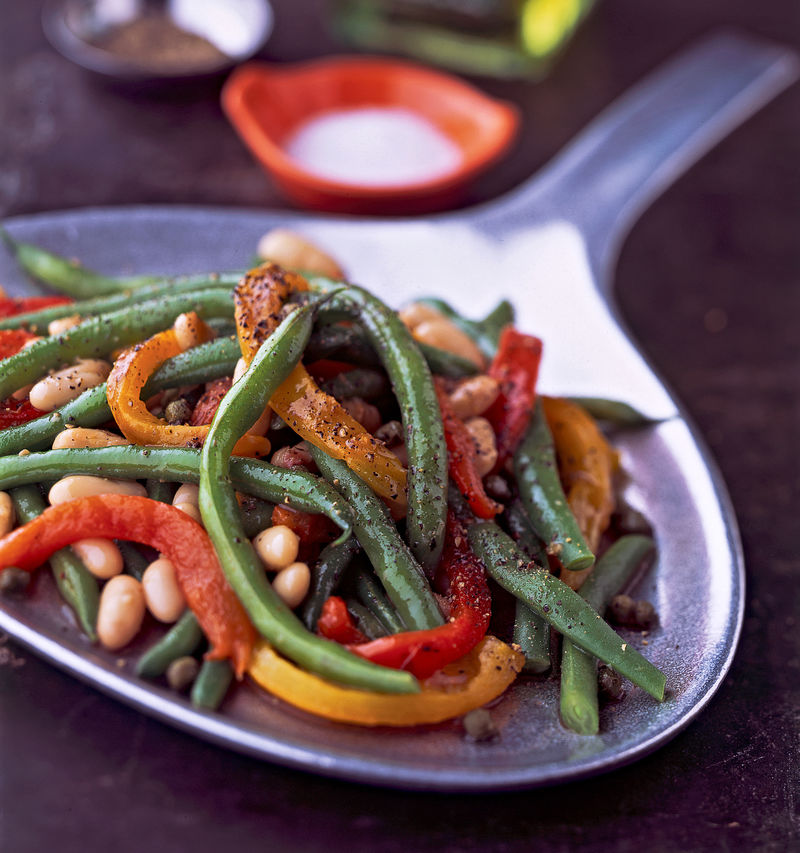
[491,31,798,282]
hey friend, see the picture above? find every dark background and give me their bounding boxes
[1,1,798,850]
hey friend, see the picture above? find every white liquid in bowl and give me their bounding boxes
[284,107,463,187]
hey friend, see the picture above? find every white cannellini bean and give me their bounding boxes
[48,475,147,505]
[47,314,82,337]
[28,359,111,412]
[465,416,498,478]
[253,525,299,572]
[0,491,16,537]
[97,575,146,650]
[173,502,202,523]
[257,229,344,279]
[51,427,130,450]
[172,483,200,507]
[173,312,209,352]
[71,538,124,580]
[449,375,500,420]
[412,319,485,369]
[232,357,248,384]
[142,558,186,623]
[272,562,311,609]
[397,302,444,331]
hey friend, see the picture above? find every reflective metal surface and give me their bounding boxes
[0,32,795,790]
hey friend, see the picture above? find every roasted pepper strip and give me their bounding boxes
[234,263,407,509]
[339,512,492,680]
[0,295,73,320]
[434,379,501,520]
[484,327,543,473]
[0,329,45,427]
[247,635,524,727]
[106,316,269,457]
[318,596,370,645]
[0,494,255,675]
[541,396,617,590]
[0,328,40,359]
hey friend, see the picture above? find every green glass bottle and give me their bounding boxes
[333,0,597,79]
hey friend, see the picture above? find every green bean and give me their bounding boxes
[311,446,443,632]
[417,342,480,378]
[0,336,240,458]
[190,660,234,710]
[560,535,656,734]
[239,497,274,538]
[0,289,234,400]
[135,610,204,678]
[504,498,551,672]
[305,323,377,365]
[513,398,594,572]
[198,304,416,693]
[346,599,387,639]
[354,568,406,633]
[467,522,665,701]
[0,272,243,333]
[418,297,514,358]
[1,229,159,297]
[323,285,448,575]
[146,479,174,504]
[9,485,98,640]
[302,538,361,631]
[0,446,354,539]
[116,540,150,581]
[326,368,388,402]
[567,398,661,427]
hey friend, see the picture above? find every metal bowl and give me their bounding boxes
[42,0,274,85]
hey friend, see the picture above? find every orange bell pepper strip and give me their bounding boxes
[247,635,524,727]
[106,312,270,457]
[541,396,617,591]
[0,494,256,675]
[234,263,407,509]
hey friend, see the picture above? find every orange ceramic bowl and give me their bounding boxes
[222,56,519,214]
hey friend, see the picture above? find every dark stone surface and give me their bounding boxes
[1,1,798,850]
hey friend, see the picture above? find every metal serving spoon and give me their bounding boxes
[1,30,796,790]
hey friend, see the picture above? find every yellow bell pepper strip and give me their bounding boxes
[234,263,407,509]
[107,313,270,457]
[247,635,524,727]
[541,396,617,591]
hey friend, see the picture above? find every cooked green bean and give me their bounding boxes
[514,398,594,572]
[190,659,234,710]
[322,284,448,575]
[0,336,239,458]
[346,599,388,639]
[0,272,243,333]
[302,538,361,631]
[417,342,480,378]
[146,479,174,504]
[0,289,234,401]
[354,567,406,634]
[567,397,661,427]
[135,610,204,678]
[560,535,656,734]
[326,368,388,402]
[239,497,275,538]
[311,446,443,632]
[418,297,514,358]
[0,446,354,537]
[468,522,665,701]
[198,304,417,693]
[116,540,150,581]
[304,323,377,365]
[1,229,159,298]
[10,484,98,640]
[504,498,551,673]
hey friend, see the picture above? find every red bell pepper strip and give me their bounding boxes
[189,377,233,426]
[0,295,72,320]
[0,398,44,429]
[322,512,492,680]
[317,596,369,645]
[484,326,543,473]
[0,328,38,360]
[434,379,502,520]
[305,359,357,382]
[271,503,340,544]
[0,494,256,676]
